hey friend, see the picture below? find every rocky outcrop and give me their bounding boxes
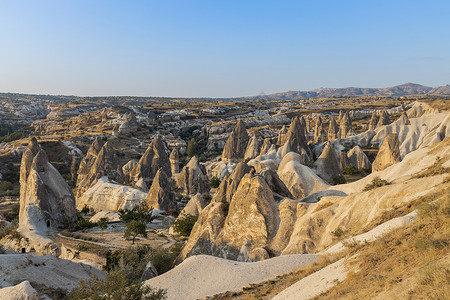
[141,261,158,281]
[376,111,390,128]
[327,117,337,141]
[278,152,329,200]
[19,137,77,231]
[76,177,146,212]
[122,159,138,183]
[244,136,260,161]
[372,133,401,172]
[118,112,139,136]
[279,117,311,163]
[222,120,249,161]
[0,281,39,300]
[368,111,378,131]
[259,138,272,156]
[313,117,324,144]
[338,151,349,171]
[146,169,177,211]
[313,143,341,183]
[339,111,353,139]
[176,156,210,195]
[129,135,171,185]
[76,137,124,198]
[212,162,251,203]
[89,210,121,223]
[170,148,180,174]
[179,194,207,217]
[277,125,289,146]
[347,145,371,171]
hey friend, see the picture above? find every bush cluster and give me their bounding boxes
[363,176,390,191]
[171,213,198,236]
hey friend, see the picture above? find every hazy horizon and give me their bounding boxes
[1,0,449,98]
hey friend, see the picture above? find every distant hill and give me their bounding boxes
[242,83,450,101]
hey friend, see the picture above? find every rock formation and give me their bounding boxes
[313,143,341,183]
[280,117,311,162]
[299,116,307,137]
[338,151,349,171]
[129,135,171,185]
[313,116,324,144]
[170,148,180,174]
[347,145,371,171]
[368,111,378,131]
[146,169,177,211]
[259,138,272,156]
[0,281,39,300]
[118,112,139,136]
[327,117,338,141]
[277,125,288,146]
[176,156,210,195]
[179,194,207,217]
[76,138,124,198]
[19,137,77,231]
[122,159,138,183]
[372,133,401,172]
[339,111,353,139]
[222,120,249,161]
[212,162,251,203]
[278,152,329,200]
[244,135,260,161]
[376,111,390,128]
[141,261,158,281]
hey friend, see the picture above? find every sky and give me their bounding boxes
[0,0,449,98]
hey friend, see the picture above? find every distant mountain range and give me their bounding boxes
[243,83,450,101]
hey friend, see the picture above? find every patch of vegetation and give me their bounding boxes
[342,164,357,175]
[75,217,95,231]
[97,218,108,231]
[119,202,155,224]
[68,273,167,300]
[171,213,198,236]
[413,157,450,179]
[0,181,13,191]
[209,176,221,188]
[124,220,147,244]
[331,227,347,240]
[332,175,346,185]
[4,203,20,222]
[202,194,212,205]
[362,176,390,191]
[187,138,197,158]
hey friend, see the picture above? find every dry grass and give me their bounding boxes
[314,184,450,300]
[209,255,342,300]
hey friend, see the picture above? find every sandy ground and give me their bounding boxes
[145,254,318,300]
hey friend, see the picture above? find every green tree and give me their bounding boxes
[209,176,220,188]
[187,138,197,158]
[124,220,147,244]
[171,214,198,236]
[97,218,108,231]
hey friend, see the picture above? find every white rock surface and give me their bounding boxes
[89,210,121,223]
[145,254,318,300]
[0,281,39,300]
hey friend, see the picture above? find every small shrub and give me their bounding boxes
[119,202,155,224]
[332,175,346,185]
[209,176,221,188]
[97,218,108,231]
[4,203,20,222]
[331,227,347,239]
[363,176,390,191]
[76,218,94,231]
[0,181,13,191]
[171,214,198,236]
[342,164,357,175]
[80,205,90,215]
[202,194,212,205]
[124,220,147,244]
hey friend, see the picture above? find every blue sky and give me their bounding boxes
[0,0,449,97]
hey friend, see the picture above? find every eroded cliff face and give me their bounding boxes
[19,137,77,232]
[146,169,177,211]
[372,133,401,172]
[175,156,210,196]
[222,119,249,161]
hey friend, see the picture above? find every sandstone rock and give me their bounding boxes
[146,169,177,211]
[276,125,288,146]
[76,138,124,198]
[299,116,308,137]
[280,117,311,162]
[169,148,180,174]
[368,111,378,131]
[244,135,260,161]
[278,152,329,200]
[180,194,207,217]
[118,112,139,136]
[134,177,149,192]
[222,120,249,161]
[258,169,293,199]
[0,281,39,300]
[372,133,401,172]
[212,162,251,203]
[376,111,390,128]
[112,123,119,137]
[176,156,210,195]
[313,116,324,144]
[338,151,349,171]
[19,137,77,232]
[129,135,171,185]
[122,159,138,183]
[339,111,353,139]
[77,177,147,212]
[327,117,338,141]
[89,210,121,223]
[347,145,371,171]
[313,143,341,183]
[259,138,272,156]
[141,261,158,281]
